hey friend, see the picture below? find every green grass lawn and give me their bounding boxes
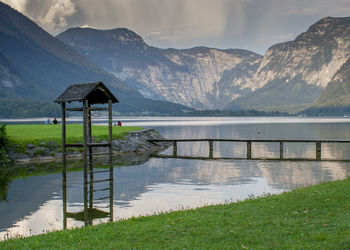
[1,178,350,249]
[6,124,142,145]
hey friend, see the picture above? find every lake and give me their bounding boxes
[1,116,350,240]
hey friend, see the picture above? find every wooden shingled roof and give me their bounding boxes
[55,82,119,104]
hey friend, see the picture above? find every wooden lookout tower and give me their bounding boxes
[55,81,119,227]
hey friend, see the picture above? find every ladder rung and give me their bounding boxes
[88,143,110,147]
[88,178,112,184]
[88,107,108,111]
[65,143,83,147]
[90,169,110,174]
[95,196,110,201]
[88,163,112,167]
[65,107,83,111]
[88,153,109,156]
[90,187,110,193]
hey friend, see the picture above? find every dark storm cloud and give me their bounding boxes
[3,0,350,54]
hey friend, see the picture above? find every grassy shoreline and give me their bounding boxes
[1,177,349,249]
[6,124,142,145]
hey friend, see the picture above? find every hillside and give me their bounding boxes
[226,17,350,112]
[0,2,192,117]
[57,28,262,110]
[303,57,350,115]
[58,17,350,113]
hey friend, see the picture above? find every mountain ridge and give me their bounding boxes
[57,17,350,113]
[0,2,192,117]
[58,28,262,109]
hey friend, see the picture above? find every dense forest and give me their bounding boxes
[0,99,61,118]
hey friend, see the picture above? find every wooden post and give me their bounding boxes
[280,141,283,159]
[247,141,252,159]
[108,100,114,222]
[61,102,67,175]
[316,142,321,161]
[208,140,213,159]
[82,99,89,226]
[88,103,93,210]
[61,102,67,230]
[62,173,67,230]
[173,141,177,157]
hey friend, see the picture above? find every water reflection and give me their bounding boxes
[62,167,113,229]
[1,118,350,239]
[1,156,350,240]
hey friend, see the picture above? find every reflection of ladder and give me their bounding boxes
[62,100,115,227]
[85,140,114,225]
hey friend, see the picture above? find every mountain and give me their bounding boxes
[58,17,350,113]
[57,28,262,110]
[302,57,350,115]
[226,17,350,112]
[0,2,191,117]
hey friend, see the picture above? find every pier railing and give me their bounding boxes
[148,139,350,162]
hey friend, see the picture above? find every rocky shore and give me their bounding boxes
[9,129,170,163]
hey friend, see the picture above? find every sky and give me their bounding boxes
[3,0,350,55]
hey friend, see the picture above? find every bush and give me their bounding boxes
[0,125,11,166]
[0,125,11,200]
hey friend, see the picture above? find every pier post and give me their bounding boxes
[247,141,252,159]
[316,142,321,161]
[82,99,89,226]
[208,140,213,159]
[173,141,177,157]
[280,141,283,159]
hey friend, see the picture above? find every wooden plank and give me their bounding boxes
[148,139,350,143]
[65,143,84,147]
[65,107,108,111]
[89,107,108,111]
[153,154,350,162]
[87,143,110,147]
[65,107,83,111]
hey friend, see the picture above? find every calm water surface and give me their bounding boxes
[1,117,350,239]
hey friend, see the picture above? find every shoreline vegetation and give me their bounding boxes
[1,177,349,248]
[5,125,170,162]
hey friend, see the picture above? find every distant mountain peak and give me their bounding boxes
[58,27,148,51]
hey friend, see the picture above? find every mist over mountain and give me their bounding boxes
[58,17,350,114]
[0,2,192,117]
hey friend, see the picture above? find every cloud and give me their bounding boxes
[3,0,350,54]
[3,0,77,34]
[2,0,27,13]
[36,0,77,34]
[74,0,232,43]
[286,0,350,16]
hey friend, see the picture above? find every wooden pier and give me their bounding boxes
[148,139,350,162]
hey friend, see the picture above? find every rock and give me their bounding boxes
[10,128,170,162]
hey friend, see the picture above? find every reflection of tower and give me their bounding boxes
[55,82,119,229]
[62,163,114,227]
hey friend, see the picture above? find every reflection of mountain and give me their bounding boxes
[0,173,62,232]
[257,161,350,190]
[2,154,350,237]
[157,122,350,160]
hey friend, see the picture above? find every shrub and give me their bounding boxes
[0,125,11,200]
[0,125,11,167]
